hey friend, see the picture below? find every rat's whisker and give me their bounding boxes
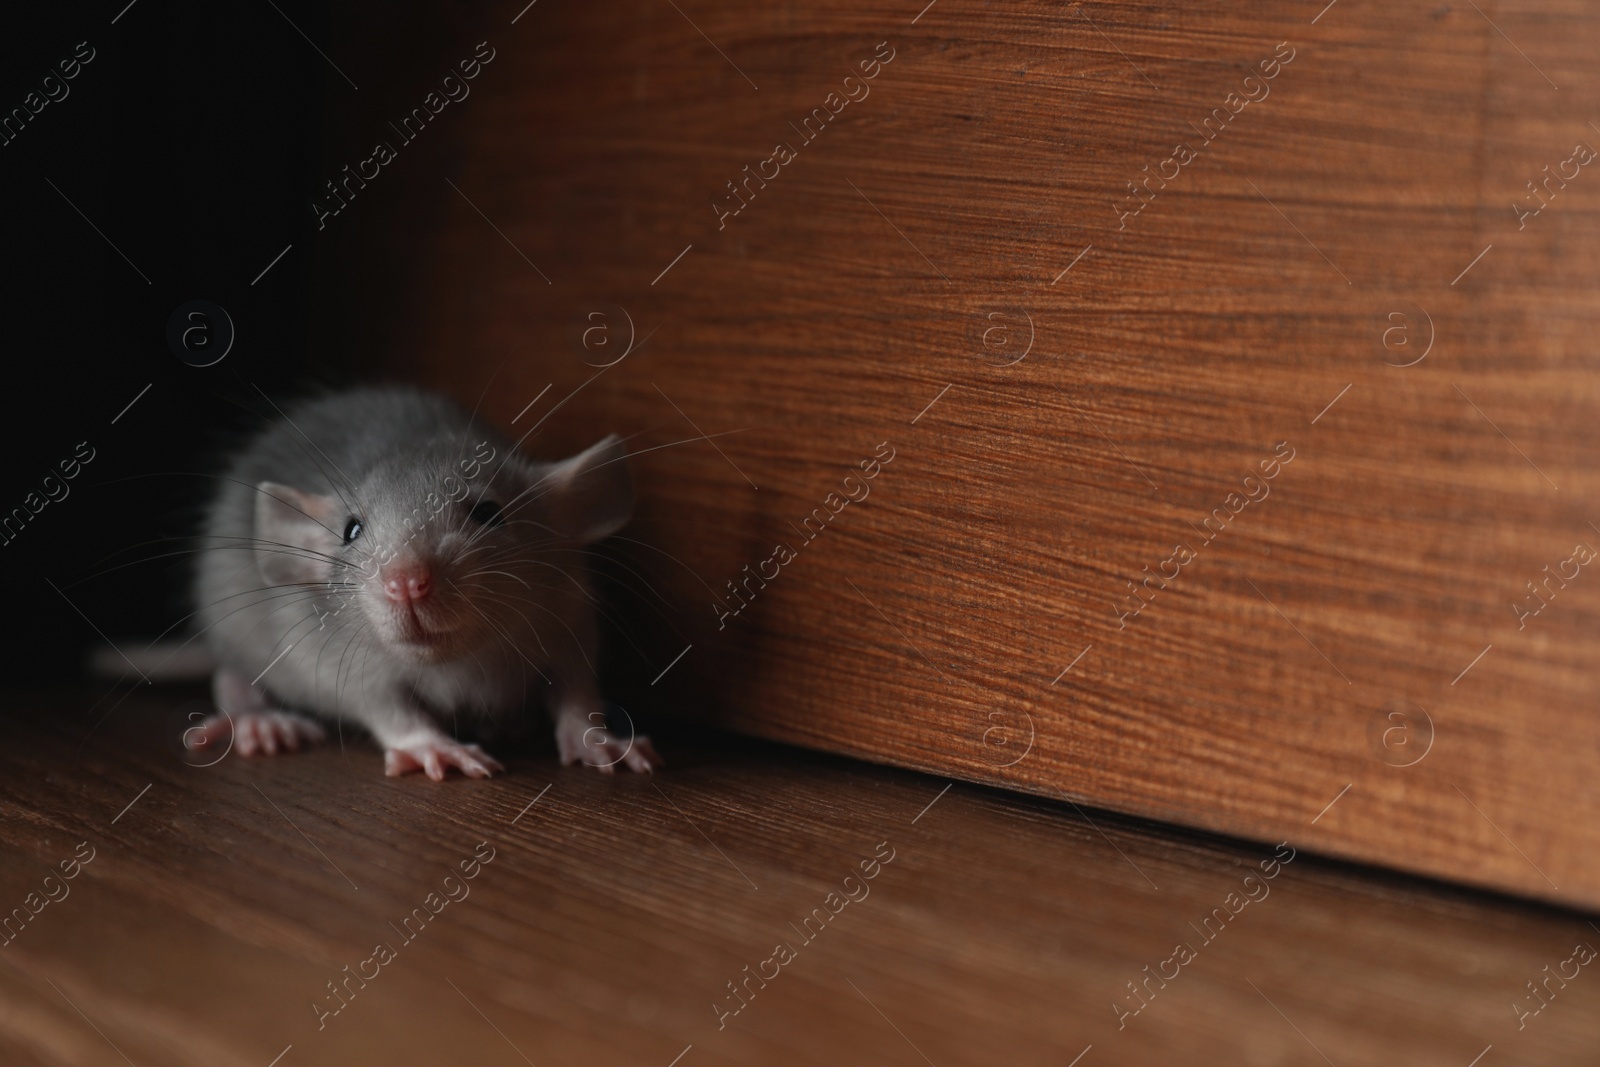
[249,383,370,520]
[457,568,533,591]
[447,580,551,672]
[467,585,600,676]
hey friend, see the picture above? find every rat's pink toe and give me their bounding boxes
[624,736,664,773]
[554,721,662,774]
[183,715,232,752]
[235,718,259,756]
[384,736,500,781]
[187,709,323,760]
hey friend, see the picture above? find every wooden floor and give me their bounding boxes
[0,686,1595,1066]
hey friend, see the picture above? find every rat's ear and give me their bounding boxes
[538,435,634,543]
[254,482,341,586]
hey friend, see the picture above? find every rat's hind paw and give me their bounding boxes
[184,710,325,758]
[555,716,665,774]
[384,737,504,781]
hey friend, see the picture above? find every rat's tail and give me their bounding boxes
[86,641,214,682]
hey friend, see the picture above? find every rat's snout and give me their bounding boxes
[369,550,460,658]
[381,561,433,604]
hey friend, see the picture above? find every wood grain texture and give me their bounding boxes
[1,687,1597,1065]
[314,1,1600,906]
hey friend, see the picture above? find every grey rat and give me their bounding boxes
[185,385,660,778]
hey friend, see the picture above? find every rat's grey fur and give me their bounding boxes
[191,385,657,777]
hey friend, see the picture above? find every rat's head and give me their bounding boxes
[252,435,633,664]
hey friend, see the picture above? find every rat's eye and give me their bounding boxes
[342,517,364,544]
[469,500,504,528]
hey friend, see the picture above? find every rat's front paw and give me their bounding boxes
[384,736,504,781]
[185,710,325,758]
[555,715,664,774]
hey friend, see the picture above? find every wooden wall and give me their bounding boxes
[319,1,1600,907]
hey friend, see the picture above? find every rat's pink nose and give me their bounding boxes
[383,566,433,603]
